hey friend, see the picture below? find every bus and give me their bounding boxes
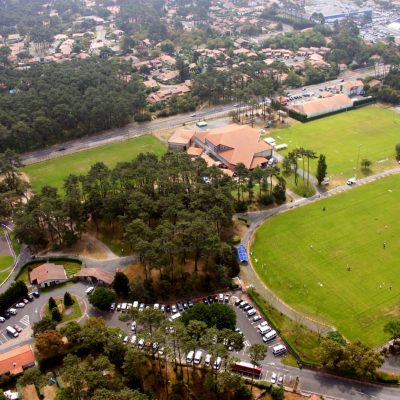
[231,361,262,377]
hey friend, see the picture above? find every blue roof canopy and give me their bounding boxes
[236,245,248,263]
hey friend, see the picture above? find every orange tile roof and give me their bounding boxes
[74,268,114,285]
[288,94,353,117]
[29,263,66,285]
[187,147,204,156]
[194,124,272,169]
[168,128,195,145]
[342,79,364,90]
[0,345,36,375]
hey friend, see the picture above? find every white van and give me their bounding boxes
[85,287,94,295]
[168,312,181,322]
[186,350,194,364]
[263,330,277,342]
[121,303,127,312]
[218,293,224,302]
[272,344,287,356]
[194,350,203,365]
[6,326,18,338]
[213,356,222,370]
[259,325,272,335]
[133,301,139,309]
[247,308,256,317]
[204,354,212,367]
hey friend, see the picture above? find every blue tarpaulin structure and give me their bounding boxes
[236,245,248,263]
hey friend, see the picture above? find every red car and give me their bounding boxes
[13,324,22,333]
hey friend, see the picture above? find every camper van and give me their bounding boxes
[194,351,203,365]
[186,350,194,364]
[204,354,212,367]
[258,325,272,335]
[263,330,277,343]
[272,344,287,356]
[6,326,18,338]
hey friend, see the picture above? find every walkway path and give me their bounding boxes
[238,166,400,335]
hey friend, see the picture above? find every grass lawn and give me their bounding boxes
[23,135,166,193]
[251,174,400,347]
[283,172,316,198]
[0,255,13,270]
[45,296,82,323]
[269,105,400,183]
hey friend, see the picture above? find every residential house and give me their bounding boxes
[29,263,68,288]
[157,70,179,84]
[338,80,364,96]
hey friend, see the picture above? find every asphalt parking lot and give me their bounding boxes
[0,281,296,387]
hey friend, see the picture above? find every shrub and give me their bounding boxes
[259,194,274,205]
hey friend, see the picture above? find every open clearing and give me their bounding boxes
[251,174,400,347]
[269,105,399,184]
[23,135,166,192]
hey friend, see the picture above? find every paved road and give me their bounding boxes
[238,167,400,335]
[20,66,380,166]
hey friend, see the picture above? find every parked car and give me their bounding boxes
[130,335,137,345]
[15,303,25,308]
[23,298,29,304]
[138,338,145,350]
[278,375,284,385]
[253,315,262,322]
[3,312,11,319]
[13,324,22,333]
[27,294,34,302]
[123,336,129,344]
[110,303,116,312]
[32,291,40,298]
[224,294,230,303]
[131,321,137,332]
[8,308,17,315]
[188,300,194,308]
[0,317,5,323]
[271,372,277,384]
[171,305,178,314]
[116,304,122,312]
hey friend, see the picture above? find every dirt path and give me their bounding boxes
[38,233,119,261]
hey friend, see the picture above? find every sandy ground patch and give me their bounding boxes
[22,384,40,400]
[43,385,57,400]
[39,233,118,260]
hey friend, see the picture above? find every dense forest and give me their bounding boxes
[14,151,241,298]
[0,59,146,152]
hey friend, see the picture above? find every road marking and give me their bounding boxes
[0,332,7,343]
[20,315,30,326]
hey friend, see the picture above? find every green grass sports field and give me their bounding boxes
[270,105,400,182]
[23,135,166,193]
[251,174,400,346]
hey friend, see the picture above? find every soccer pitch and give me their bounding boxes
[23,135,166,193]
[270,105,400,183]
[251,174,400,346]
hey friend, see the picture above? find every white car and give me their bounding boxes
[171,305,178,314]
[15,303,25,308]
[123,336,129,344]
[0,317,5,323]
[277,375,284,385]
[253,315,262,322]
[271,372,277,384]
[130,335,137,345]
[131,321,137,332]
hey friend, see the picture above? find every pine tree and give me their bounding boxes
[51,307,62,322]
[63,292,74,307]
[48,297,57,311]
[316,154,328,185]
